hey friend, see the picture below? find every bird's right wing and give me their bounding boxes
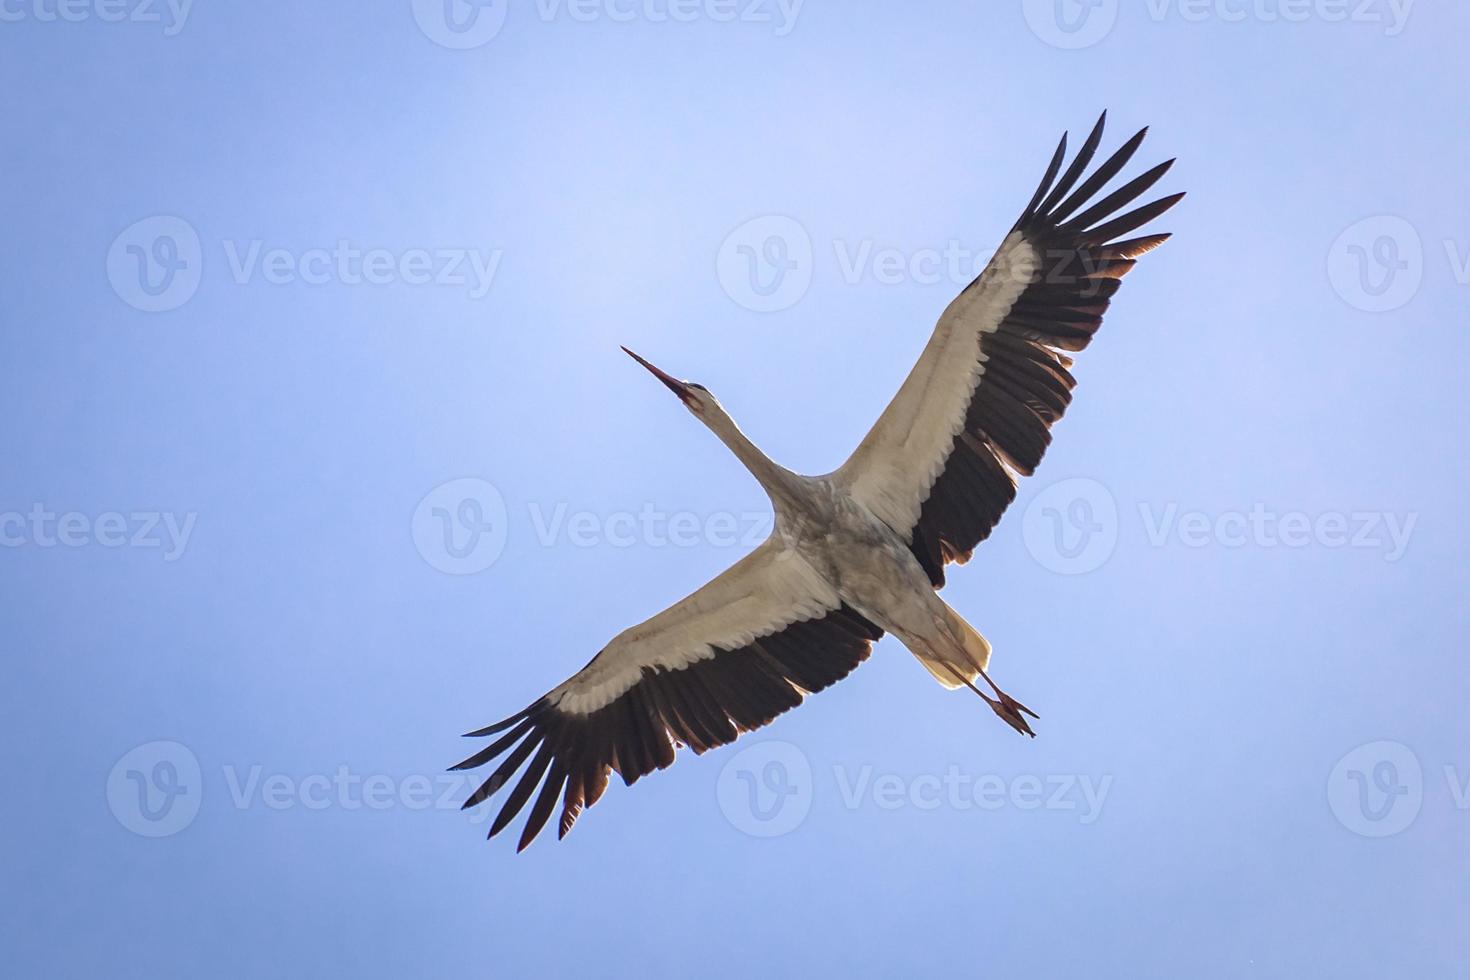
[834,112,1181,585]
[453,538,882,850]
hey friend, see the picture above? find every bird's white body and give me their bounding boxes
[552,404,989,717]
[547,235,1039,717]
[769,475,990,690]
[457,114,1182,849]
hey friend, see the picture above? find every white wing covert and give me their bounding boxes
[837,113,1182,585]
[453,539,882,849]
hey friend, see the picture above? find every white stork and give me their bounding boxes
[455,113,1182,849]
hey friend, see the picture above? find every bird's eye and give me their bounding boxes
[687,383,707,392]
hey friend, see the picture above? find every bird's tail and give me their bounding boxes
[914,605,992,689]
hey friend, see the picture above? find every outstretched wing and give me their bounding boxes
[836,112,1182,585]
[453,539,882,850]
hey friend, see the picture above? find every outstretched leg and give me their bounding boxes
[938,602,1038,737]
[938,662,1039,738]
[973,665,1040,737]
[886,592,1039,736]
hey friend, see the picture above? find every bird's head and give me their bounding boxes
[620,346,720,419]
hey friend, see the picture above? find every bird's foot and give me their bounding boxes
[984,690,1039,738]
[972,666,1038,737]
[953,667,1040,737]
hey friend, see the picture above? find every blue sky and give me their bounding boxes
[4,1,1468,977]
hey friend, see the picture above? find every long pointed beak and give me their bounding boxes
[621,346,693,404]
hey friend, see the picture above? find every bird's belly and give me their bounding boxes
[787,495,939,636]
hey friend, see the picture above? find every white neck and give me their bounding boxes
[701,405,805,509]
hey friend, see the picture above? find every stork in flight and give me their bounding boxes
[455,113,1182,849]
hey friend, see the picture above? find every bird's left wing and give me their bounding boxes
[453,538,882,850]
[834,113,1182,586]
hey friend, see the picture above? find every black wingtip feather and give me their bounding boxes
[1060,157,1175,233]
[907,115,1178,588]
[1080,191,1185,245]
[1017,130,1069,229]
[517,763,569,851]
[489,740,556,839]
[463,727,541,809]
[1050,126,1151,225]
[456,605,883,849]
[1036,111,1108,218]
[462,706,534,738]
[451,716,536,772]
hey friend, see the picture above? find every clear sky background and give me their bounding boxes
[4,1,1468,977]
